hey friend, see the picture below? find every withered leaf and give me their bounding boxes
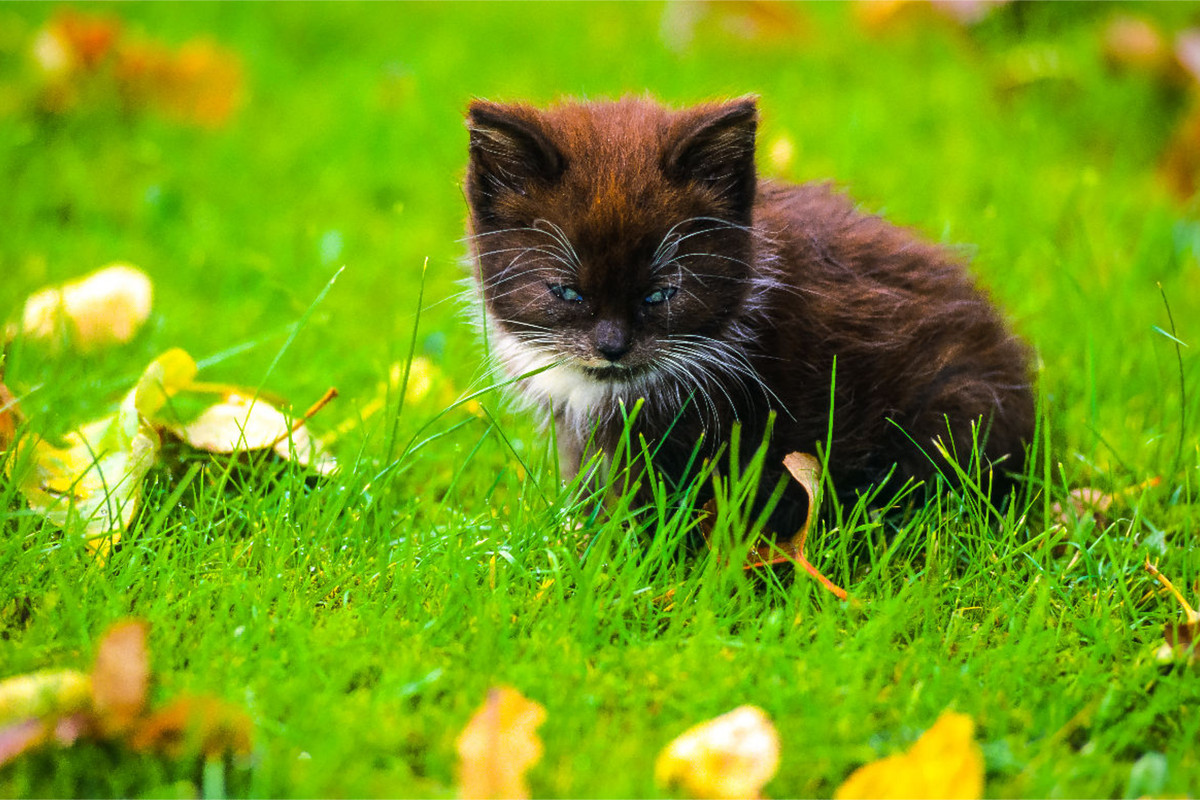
[15,264,152,352]
[655,705,780,800]
[170,391,337,475]
[91,620,149,735]
[15,349,195,557]
[128,695,253,758]
[0,380,21,453]
[0,669,94,767]
[1146,559,1199,665]
[456,686,546,800]
[0,669,92,727]
[834,711,983,800]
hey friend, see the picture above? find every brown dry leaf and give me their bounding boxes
[159,39,244,128]
[456,686,546,800]
[655,705,780,800]
[0,380,21,453]
[1049,478,1161,533]
[128,695,253,758]
[91,620,149,735]
[15,264,153,352]
[834,711,983,800]
[856,0,1006,33]
[1146,559,1200,666]
[763,452,847,600]
[1102,16,1173,76]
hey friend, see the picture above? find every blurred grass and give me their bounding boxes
[1,2,1199,798]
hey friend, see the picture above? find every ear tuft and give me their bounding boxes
[466,101,565,217]
[664,97,758,218]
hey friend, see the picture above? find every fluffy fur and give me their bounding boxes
[464,96,1035,531]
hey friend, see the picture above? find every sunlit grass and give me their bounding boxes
[2,3,1199,797]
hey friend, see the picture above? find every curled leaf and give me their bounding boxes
[170,391,337,475]
[15,264,153,352]
[456,686,546,800]
[1146,559,1199,665]
[655,705,780,800]
[13,349,195,557]
[834,711,983,800]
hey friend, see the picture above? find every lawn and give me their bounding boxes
[2,2,1199,797]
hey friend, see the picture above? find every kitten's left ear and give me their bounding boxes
[664,97,758,219]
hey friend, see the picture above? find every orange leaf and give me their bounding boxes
[91,620,149,735]
[655,705,780,799]
[456,686,546,800]
[834,711,983,800]
[0,380,20,453]
[128,695,253,758]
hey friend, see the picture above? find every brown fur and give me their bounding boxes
[465,96,1034,532]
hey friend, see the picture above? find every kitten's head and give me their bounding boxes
[464,96,760,403]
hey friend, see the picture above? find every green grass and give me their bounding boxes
[2,2,1200,797]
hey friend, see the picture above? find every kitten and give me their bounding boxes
[464,96,1034,532]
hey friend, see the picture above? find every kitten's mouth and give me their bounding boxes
[581,363,651,382]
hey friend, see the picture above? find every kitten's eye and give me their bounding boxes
[643,287,677,306]
[549,284,584,303]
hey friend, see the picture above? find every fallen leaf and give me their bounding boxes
[15,264,153,352]
[856,0,1006,33]
[1049,478,1161,533]
[0,669,94,767]
[1102,16,1173,76]
[170,390,337,475]
[0,669,92,726]
[128,695,253,758]
[91,620,149,735]
[15,349,193,557]
[456,686,546,800]
[1146,559,1199,666]
[758,452,847,600]
[834,711,983,800]
[0,380,21,453]
[767,135,795,174]
[655,705,780,800]
[158,39,244,128]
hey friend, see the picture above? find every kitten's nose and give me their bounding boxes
[594,319,630,362]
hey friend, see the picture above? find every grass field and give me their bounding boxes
[2,3,1200,797]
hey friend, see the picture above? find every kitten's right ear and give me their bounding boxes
[466,101,565,214]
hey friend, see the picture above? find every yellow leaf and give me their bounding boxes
[655,705,780,800]
[456,686,546,800]
[834,711,983,800]
[12,351,198,556]
[171,393,337,475]
[16,264,153,352]
[173,394,290,453]
[0,670,92,727]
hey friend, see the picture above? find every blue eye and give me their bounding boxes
[549,284,584,302]
[643,287,677,305]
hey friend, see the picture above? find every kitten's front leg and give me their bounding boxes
[555,416,584,483]
[554,416,607,498]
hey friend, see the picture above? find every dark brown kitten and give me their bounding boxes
[464,96,1034,531]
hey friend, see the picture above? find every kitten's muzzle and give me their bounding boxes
[593,318,631,362]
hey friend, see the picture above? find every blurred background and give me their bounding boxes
[2,1,1198,486]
